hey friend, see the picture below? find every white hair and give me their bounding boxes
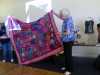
[60,8,70,18]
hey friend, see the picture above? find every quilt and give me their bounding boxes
[5,12,63,64]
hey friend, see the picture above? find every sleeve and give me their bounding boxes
[67,18,74,33]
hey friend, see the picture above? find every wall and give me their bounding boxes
[52,0,100,44]
[25,0,100,44]
[73,46,100,58]
[0,0,31,21]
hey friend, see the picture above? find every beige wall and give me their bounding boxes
[0,0,31,21]
[52,0,100,44]
[0,0,100,44]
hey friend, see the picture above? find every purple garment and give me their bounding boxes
[62,16,75,42]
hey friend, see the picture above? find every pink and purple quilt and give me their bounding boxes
[6,12,63,64]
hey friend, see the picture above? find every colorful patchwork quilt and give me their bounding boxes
[5,12,63,64]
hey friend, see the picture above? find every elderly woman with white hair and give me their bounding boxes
[52,9,75,75]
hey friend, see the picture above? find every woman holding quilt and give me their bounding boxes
[52,9,76,75]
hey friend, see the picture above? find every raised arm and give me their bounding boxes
[52,10,64,20]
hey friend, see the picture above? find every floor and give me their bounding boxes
[0,51,100,75]
[0,62,63,75]
[28,55,100,75]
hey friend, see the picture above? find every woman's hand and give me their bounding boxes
[63,31,68,35]
[56,32,61,37]
[51,10,63,20]
[56,31,68,37]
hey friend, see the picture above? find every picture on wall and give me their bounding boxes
[84,18,94,34]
